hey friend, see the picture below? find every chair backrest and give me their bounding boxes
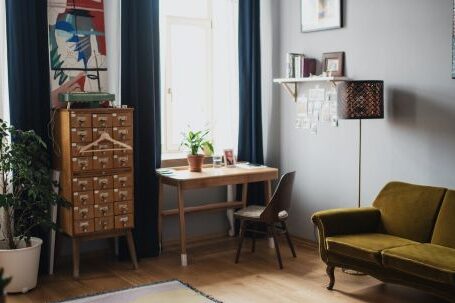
[260,171,296,223]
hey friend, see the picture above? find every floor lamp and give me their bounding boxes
[337,80,384,276]
[337,80,384,208]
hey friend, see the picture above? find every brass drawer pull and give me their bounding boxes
[120,191,127,200]
[80,208,89,218]
[99,206,109,215]
[120,216,129,227]
[99,179,108,189]
[80,195,89,205]
[77,118,86,126]
[79,222,89,232]
[100,193,109,202]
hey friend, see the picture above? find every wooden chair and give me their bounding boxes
[234,171,296,269]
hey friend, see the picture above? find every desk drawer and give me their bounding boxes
[72,177,94,192]
[114,173,133,188]
[94,203,114,218]
[74,219,94,235]
[95,216,114,232]
[73,191,94,206]
[73,206,94,220]
[71,128,93,143]
[72,157,93,172]
[93,176,113,190]
[94,189,114,204]
[70,112,92,128]
[112,112,132,127]
[92,114,113,128]
[114,201,134,215]
[114,188,133,202]
[115,214,134,229]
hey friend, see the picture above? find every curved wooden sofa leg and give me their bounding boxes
[326,265,335,290]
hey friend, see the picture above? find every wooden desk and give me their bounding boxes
[157,165,279,266]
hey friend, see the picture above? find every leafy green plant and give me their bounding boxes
[181,130,214,156]
[0,268,11,295]
[0,120,68,250]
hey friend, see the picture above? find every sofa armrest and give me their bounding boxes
[312,207,381,238]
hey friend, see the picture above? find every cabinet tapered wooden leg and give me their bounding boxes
[72,238,80,279]
[126,230,139,269]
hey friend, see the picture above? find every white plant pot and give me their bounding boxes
[0,237,42,293]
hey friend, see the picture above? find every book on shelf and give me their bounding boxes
[286,53,316,79]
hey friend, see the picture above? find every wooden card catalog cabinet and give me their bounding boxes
[53,108,138,278]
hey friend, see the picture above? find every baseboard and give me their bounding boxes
[290,235,318,249]
[162,232,232,250]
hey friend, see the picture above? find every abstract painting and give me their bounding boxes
[48,0,108,108]
[452,0,455,78]
[301,0,342,33]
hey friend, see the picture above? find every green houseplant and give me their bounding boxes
[0,120,67,293]
[181,130,214,172]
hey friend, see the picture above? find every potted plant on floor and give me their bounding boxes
[181,130,214,172]
[0,120,67,293]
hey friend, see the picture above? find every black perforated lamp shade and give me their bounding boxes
[337,80,384,119]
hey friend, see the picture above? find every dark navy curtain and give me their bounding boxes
[238,0,264,205]
[121,0,161,258]
[5,0,51,272]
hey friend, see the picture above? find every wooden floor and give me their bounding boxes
[7,237,446,303]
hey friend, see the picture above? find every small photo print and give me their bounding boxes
[223,149,236,166]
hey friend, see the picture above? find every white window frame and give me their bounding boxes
[162,1,213,155]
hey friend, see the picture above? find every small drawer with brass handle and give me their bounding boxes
[113,173,133,188]
[71,128,93,143]
[93,176,113,190]
[92,128,113,140]
[72,157,93,172]
[113,127,132,141]
[73,206,94,220]
[94,203,114,217]
[113,154,133,168]
[72,177,94,192]
[95,216,114,232]
[112,112,132,127]
[73,191,94,206]
[93,156,113,170]
[92,114,113,128]
[74,219,94,235]
[114,188,133,202]
[70,113,92,128]
[115,214,134,229]
[114,201,134,215]
[113,140,133,156]
[92,142,113,157]
[94,189,114,204]
[71,142,90,156]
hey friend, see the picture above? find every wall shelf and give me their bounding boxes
[273,76,348,101]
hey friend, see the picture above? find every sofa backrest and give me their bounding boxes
[372,182,446,243]
[431,190,455,248]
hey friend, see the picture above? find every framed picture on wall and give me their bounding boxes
[322,52,345,76]
[301,0,342,33]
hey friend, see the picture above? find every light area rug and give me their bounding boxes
[55,280,221,303]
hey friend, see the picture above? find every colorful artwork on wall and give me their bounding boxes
[301,0,342,33]
[48,0,108,108]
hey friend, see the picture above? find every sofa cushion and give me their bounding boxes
[372,182,446,242]
[326,233,417,265]
[382,244,455,284]
[431,190,455,249]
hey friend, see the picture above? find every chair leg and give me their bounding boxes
[235,220,246,264]
[270,225,283,269]
[281,221,296,257]
[251,222,256,253]
[326,265,335,290]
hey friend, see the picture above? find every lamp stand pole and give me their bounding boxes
[358,119,362,208]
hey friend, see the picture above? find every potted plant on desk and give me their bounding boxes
[181,130,213,172]
[0,120,67,293]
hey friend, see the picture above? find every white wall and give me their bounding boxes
[277,0,455,240]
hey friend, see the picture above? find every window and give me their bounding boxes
[160,0,239,157]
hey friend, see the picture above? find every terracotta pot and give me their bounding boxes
[187,154,204,172]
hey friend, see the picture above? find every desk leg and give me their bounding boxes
[177,184,187,266]
[264,180,275,248]
[158,178,164,253]
[241,183,248,208]
[226,185,235,237]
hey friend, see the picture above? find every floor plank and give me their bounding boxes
[6,237,445,303]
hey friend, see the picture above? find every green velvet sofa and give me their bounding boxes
[312,182,455,302]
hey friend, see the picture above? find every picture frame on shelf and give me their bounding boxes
[322,52,345,77]
[301,0,342,33]
[223,149,236,167]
